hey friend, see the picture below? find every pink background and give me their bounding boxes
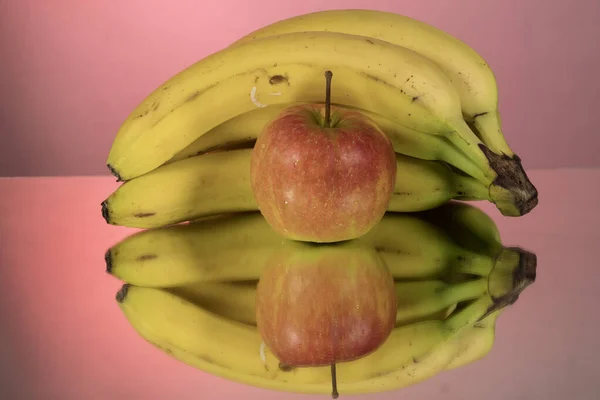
[0,0,599,177]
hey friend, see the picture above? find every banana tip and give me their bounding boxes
[101,200,110,223]
[514,248,537,287]
[106,164,123,182]
[520,191,539,216]
[105,249,113,274]
[483,248,537,320]
[116,283,130,303]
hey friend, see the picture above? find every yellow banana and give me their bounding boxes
[101,148,489,229]
[230,10,506,157]
[102,149,257,229]
[169,101,485,185]
[163,277,489,328]
[168,281,258,326]
[117,284,498,395]
[107,32,492,182]
[393,278,487,326]
[105,204,535,289]
[445,309,501,371]
[229,10,539,216]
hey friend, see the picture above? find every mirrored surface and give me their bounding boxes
[0,169,598,399]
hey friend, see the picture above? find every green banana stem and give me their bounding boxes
[470,111,512,157]
[437,137,491,186]
[444,295,495,333]
[452,251,496,277]
[454,174,491,201]
[440,278,488,306]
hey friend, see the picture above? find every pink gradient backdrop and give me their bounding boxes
[1,170,599,398]
[0,0,599,177]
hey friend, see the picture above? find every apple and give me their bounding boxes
[250,70,397,243]
[255,240,397,398]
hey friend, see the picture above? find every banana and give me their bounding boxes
[101,148,490,229]
[168,281,258,326]
[102,149,257,229]
[445,309,501,371]
[168,101,486,185]
[163,277,489,328]
[105,203,534,288]
[393,278,487,326]
[229,10,538,216]
[107,32,494,183]
[230,10,508,159]
[116,284,500,395]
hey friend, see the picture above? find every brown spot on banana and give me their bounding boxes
[151,81,220,128]
[132,100,160,119]
[269,74,289,85]
[133,212,156,218]
[278,363,295,372]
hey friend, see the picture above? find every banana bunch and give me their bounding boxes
[104,9,538,220]
[101,148,489,229]
[109,202,537,395]
[106,202,528,286]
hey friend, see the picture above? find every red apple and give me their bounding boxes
[250,71,397,243]
[255,241,397,369]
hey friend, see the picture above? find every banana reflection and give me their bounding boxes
[110,201,536,396]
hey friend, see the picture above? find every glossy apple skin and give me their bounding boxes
[255,242,397,367]
[250,104,397,243]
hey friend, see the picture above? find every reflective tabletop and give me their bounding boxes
[1,168,598,400]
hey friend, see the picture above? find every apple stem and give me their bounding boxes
[331,363,339,399]
[324,70,333,128]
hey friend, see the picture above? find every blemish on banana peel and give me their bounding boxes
[278,363,295,372]
[196,354,217,364]
[137,254,157,262]
[133,212,156,218]
[374,246,411,255]
[269,74,289,85]
[147,338,174,355]
[367,369,394,379]
[250,86,268,108]
[411,96,419,103]
[472,112,489,119]
[360,72,399,92]
[186,91,201,103]
[150,82,219,128]
[132,100,160,119]
[365,39,374,44]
